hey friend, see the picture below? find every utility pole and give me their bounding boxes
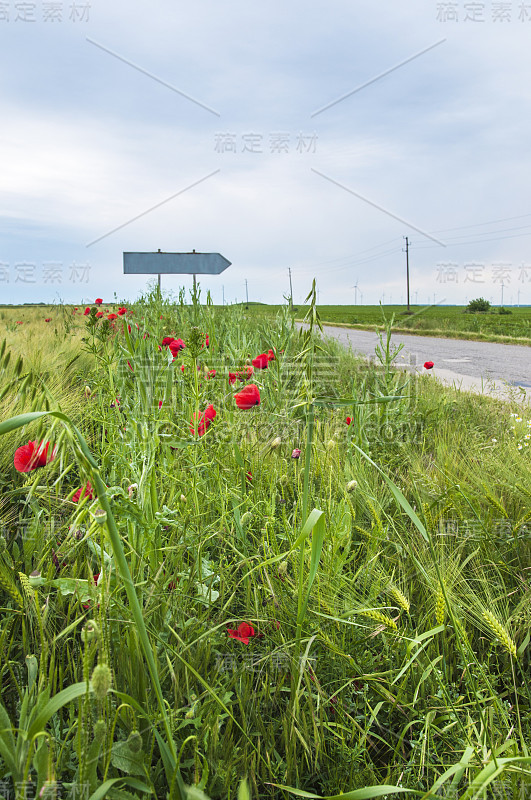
[403,236,411,312]
[501,280,505,307]
[245,279,249,308]
[518,289,521,307]
[288,267,294,309]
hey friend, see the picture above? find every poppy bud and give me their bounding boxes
[271,437,282,450]
[245,358,251,365]
[93,719,107,741]
[280,475,289,487]
[91,663,112,702]
[241,511,253,529]
[84,386,92,398]
[278,561,288,578]
[291,448,301,459]
[347,479,358,492]
[180,494,187,504]
[327,440,336,451]
[93,509,107,525]
[127,730,143,753]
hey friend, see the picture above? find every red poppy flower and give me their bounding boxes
[16,321,23,325]
[291,448,301,459]
[190,404,217,436]
[84,307,90,316]
[246,471,252,484]
[227,622,255,644]
[424,361,434,370]
[267,349,275,361]
[207,369,216,379]
[107,313,118,321]
[205,334,209,348]
[95,298,103,305]
[346,417,352,425]
[118,307,127,315]
[128,325,132,333]
[45,318,51,322]
[14,440,56,473]
[169,338,185,357]
[73,482,94,503]
[180,365,185,373]
[161,336,174,347]
[228,372,237,384]
[204,404,216,421]
[245,366,254,379]
[96,312,103,318]
[252,354,269,369]
[234,384,261,409]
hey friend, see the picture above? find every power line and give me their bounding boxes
[295,237,402,272]
[414,228,531,250]
[429,212,531,234]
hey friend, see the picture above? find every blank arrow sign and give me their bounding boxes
[123,251,231,275]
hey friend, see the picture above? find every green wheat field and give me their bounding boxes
[0,286,530,800]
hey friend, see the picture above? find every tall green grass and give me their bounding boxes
[0,290,530,798]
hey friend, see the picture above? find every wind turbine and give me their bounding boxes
[351,279,359,305]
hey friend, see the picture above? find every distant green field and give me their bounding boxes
[245,303,531,345]
[2,302,530,345]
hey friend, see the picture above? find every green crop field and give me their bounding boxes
[245,303,531,345]
[0,288,530,799]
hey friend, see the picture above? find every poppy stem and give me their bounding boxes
[301,401,314,524]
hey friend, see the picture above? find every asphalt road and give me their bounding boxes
[305,324,531,404]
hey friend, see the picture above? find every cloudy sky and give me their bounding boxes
[2,0,531,306]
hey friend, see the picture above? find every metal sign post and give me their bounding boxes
[123,250,231,294]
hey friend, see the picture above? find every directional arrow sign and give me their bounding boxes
[123,251,231,276]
